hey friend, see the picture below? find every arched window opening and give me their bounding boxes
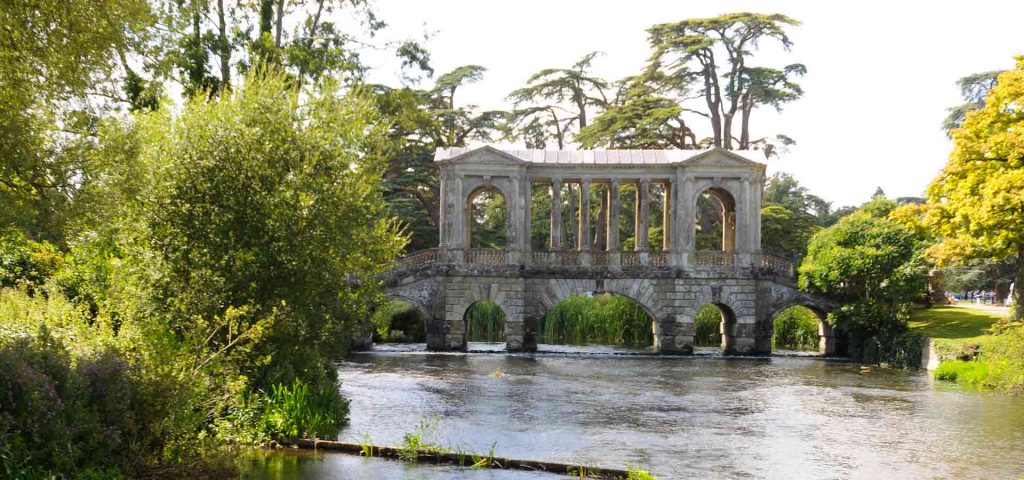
[371,299,427,343]
[696,187,736,253]
[465,301,506,343]
[693,303,737,351]
[539,293,654,348]
[468,187,507,249]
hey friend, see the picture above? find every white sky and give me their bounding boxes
[361,0,1024,207]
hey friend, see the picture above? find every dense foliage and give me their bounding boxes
[0,70,403,477]
[799,198,928,334]
[919,57,1024,320]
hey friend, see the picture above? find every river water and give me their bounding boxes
[242,343,1024,479]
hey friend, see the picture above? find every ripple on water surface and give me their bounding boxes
[246,347,1024,480]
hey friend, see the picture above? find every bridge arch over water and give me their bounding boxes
[383,145,836,354]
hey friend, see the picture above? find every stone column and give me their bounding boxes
[662,181,672,251]
[636,179,650,251]
[568,183,579,250]
[723,209,736,253]
[550,178,562,250]
[607,180,620,251]
[438,173,447,247]
[594,185,607,251]
[679,175,694,266]
[579,178,592,252]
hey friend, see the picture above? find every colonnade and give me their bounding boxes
[435,146,766,267]
[544,178,675,252]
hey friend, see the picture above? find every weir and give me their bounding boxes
[383,146,835,354]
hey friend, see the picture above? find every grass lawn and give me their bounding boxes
[908,306,1005,341]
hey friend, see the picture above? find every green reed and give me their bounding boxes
[540,293,653,347]
[772,306,820,350]
[694,304,724,346]
[466,301,506,342]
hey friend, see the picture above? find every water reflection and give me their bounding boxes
[245,348,1024,479]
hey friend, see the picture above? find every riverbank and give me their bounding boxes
[910,305,1024,393]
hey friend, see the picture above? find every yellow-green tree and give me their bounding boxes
[924,57,1024,320]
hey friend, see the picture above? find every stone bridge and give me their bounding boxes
[382,146,838,355]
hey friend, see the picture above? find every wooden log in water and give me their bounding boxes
[279,438,634,479]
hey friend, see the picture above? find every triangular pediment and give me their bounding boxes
[434,145,526,165]
[679,147,766,167]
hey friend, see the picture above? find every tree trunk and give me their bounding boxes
[722,113,734,149]
[1014,247,1024,321]
[274,0,285,48]
[739,101,752,149]
[217,0,230,90]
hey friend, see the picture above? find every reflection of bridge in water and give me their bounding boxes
[383,146,836,355]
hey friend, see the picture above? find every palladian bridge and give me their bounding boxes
[383,145,837,355]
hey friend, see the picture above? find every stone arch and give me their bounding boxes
[465,184,510,249]
[447,278,525,351]
[463,300,507,343]
[692,302,739,352]
[527,278,661,349]
[689,282,758,354]
[461,176,516,250]
[383,293,432,320]
[691,184,737,253]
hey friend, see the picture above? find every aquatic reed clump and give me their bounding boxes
[466,301,506,342]
[771,306,821,350]
[540,293,653,347]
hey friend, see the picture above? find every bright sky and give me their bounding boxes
[361,0,1024,208]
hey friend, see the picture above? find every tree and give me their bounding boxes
[923,57,1024,320]
[577,75,698,149]
[366,66,508,252]
[799,198,927,333]
[646,13,805,150]
[0,0,153,243]
[91,68,406,394]
[507,52,609,149]
[943,70,1002,134]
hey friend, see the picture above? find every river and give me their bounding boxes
[242,343,1024,479]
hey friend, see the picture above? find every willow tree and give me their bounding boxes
[646,13,804,150]
[507,52,609,148]
[924,57,1024,320]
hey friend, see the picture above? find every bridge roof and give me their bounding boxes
[433,145,768,166]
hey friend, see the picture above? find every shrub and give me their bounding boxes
[372,300,426,343]
[859,328,926,369]
[0,229,63,289]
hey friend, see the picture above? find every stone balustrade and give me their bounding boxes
[387,247,795,278]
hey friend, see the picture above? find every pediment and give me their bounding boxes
[434,145,526,165]
[679,148,766,167]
